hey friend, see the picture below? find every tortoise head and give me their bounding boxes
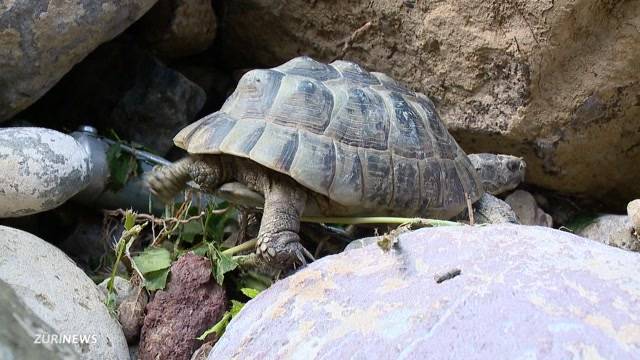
[468,153,526,196]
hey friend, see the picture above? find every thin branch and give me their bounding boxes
[103,208,228,226]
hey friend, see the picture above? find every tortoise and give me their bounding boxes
[147,56,523,268]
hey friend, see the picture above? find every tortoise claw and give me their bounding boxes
[256,231,312,270]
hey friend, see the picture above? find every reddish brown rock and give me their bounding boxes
[139,253,226,360]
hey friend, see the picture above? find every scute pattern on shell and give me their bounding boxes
[174,56,483,217]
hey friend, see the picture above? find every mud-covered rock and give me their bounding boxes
[137,0,217,58]
[0,226,129,359]
[23,39,206,155]
[0,128,91,218]
[0,0,157,121]
[139,253,226,360]
[217,0,640,207]
[576,215,640,252]
[210,224,640,358]
[505,189,553,227]
[118,280,148,344]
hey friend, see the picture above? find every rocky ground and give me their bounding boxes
[1,1,639,359]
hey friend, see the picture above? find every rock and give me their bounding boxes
[137,0,217,58]
[0,127,91,218]
[0,226,129,359]
[454,193,519,224]
[60,214,111,272]
[467,153,525,195]
[505,190,553,227]
[190,341,214,360]
[173,62,233,115]
[216,0,640,208]
[0,278,81,360]
[627,199,640,232]
[0,0,157,121]
[576,215,640,252]
[97,276,134,308]
[118,280,148,344]
[210,224,640,359]
[23,39,206,155]
[139,253,226,360]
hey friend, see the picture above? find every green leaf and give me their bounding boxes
[205,206,234,243]
[106,143,139,191]
[143,268,170,291]
[240,288,261,299]
[124,210,136,231]
[180,221,204,243]
[189,243,209,257]
[133,247,172,274]
[211,247,238,285]
[197,312,231,341]
[196,300,246,341]
[229,300,245,316]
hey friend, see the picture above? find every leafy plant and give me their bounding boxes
[132,247,172,291]
[105,210,146,314]
[106,143,140,191]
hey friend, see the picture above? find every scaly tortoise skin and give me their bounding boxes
[149,56,484,268]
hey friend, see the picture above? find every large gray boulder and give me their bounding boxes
[0,226,129,359]
[0,279,80,360]
[0,0,158,121]
[210,224,640,359]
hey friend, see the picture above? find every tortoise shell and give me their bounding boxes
[174,57,483,217]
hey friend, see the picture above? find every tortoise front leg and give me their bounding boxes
[147,157,194,202]
[256,179,312,269]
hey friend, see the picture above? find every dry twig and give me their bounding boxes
[334,21,373,60]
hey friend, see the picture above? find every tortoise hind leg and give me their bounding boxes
[256,178,313,269]
[146,157,194,202]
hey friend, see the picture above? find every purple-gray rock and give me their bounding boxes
[210,224,640,359]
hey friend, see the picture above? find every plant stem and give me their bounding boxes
[300,216,462,226]
[222,239,258,256]
[219,218,460,256]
